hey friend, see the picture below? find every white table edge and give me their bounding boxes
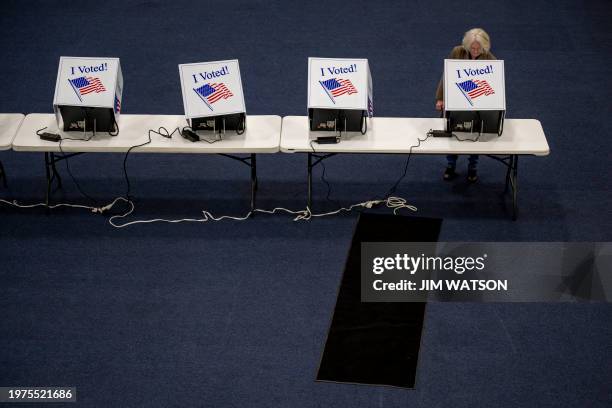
[12,113,282,154]
[0,113,26,151]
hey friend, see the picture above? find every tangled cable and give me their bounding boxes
[104,195,417,228]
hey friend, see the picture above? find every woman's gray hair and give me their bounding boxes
[462,28,491,53]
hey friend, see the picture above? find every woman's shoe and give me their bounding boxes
[467,167,478,183]
[443,166,457,181]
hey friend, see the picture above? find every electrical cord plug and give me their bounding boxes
[39,132,61,142]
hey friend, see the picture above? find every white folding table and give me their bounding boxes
[13,113,281,209]
[0,113,25,187]
[280,116,550,220]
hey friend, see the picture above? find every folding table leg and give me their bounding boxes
[307,152,313,211]
[44,152,52,209]
[250,154,257,211]
[492,154,519,220]
[306,152,336,214]
[511,155,519,221]
[43,152,64,211]
[504,158,512,193]
[218,153,258,214]
[50,153,63,189]
[0,160,6,188]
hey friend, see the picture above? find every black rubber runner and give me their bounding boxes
[317,213,442,388]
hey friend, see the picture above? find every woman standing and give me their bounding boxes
[436,28,496,182]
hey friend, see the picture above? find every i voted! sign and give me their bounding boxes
[444,59,505,111]
[53,56,123,114]
[308,57,373,116]
[179,59,246,120]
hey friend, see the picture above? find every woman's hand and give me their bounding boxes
[435,100,444,111]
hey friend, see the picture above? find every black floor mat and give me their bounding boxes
[317,213,443,388]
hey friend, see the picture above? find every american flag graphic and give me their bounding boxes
[193,82,233,111]
[69,76,106,95]
[455,79,495,105]
[319,78,358,102]
[114,95,121,113]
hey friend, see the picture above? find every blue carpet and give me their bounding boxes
[1,0,611,407]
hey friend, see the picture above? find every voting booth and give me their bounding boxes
[53,56,123,134]
[179,60,246,134]
[308,57,372,135]
[444,59,505,135]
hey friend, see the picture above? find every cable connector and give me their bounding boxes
[91,204,112,214]
[427,129,453,138]
[364,200,381,208]
[39,132,61,142]
[91,198,125,214]
[181,128,200,142]
[36,126,61,142]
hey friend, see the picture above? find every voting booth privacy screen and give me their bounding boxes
[444,59,505,135]
[308,57,372,133]
[53,57,123,133]
[179,60,246,133]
